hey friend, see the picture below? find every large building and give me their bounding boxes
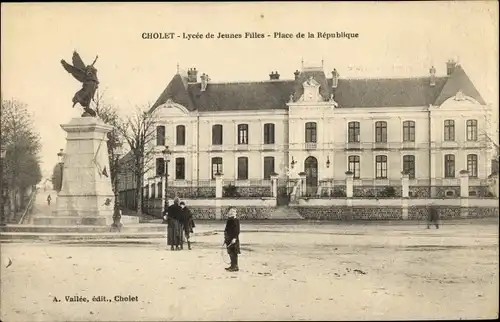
[139,60,494,201]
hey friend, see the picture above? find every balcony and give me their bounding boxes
[304,142,317,150]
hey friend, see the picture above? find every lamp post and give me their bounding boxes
[0,144,7,226]
[326,156,330,168]
[111,141,123,232]
[163,146,171,211]
[57,149,65,193]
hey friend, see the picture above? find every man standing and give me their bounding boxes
[224,207,241,272]
[47,194,52,206]
[180,201,195,250]
[427,202,440,229]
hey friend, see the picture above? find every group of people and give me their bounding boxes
[163,198,241,272]
[163,197,196,251]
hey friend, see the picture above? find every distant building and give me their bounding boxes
[120,60,495,203]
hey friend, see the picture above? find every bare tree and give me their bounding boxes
[91,90,123,189]
[117,105,158,217]
[1,99,42,219]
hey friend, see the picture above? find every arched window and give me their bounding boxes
[466,119,478,141]
[212,157,223,179]
[348,155,360,178]
[375,155,388,178]
[237,124,249,144]
[467,154,478,178]
[444,154,455,178]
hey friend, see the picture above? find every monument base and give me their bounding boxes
[33,215,140,226]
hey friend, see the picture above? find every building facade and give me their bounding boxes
[139,60,494,200]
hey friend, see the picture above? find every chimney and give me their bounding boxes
[429,66,436,87]
[187,68,198,83]
[269,71,280,80]
[294,70,300,81]
[200,73,210,92]
[332,69,339,89]
[446,59,457,76]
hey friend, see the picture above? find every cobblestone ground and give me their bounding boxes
[1,223,498,321]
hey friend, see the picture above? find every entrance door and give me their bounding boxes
[304,156,318,196]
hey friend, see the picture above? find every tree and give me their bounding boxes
[1,99,43,215]
[91,90,123,193]
[51,163,63,192]
[117,105,158,217]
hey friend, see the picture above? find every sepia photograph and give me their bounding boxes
[1,2,499,321]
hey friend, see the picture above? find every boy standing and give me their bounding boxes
[224,207,241,272]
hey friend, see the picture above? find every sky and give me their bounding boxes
[1,2,498,179]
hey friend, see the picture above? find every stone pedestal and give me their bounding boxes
[299,173,306,197]
[215,173,223,198]
[401,174,410,198]
[35,117,124,226]
[345,172,354,198]
[460,170,469,198]
[270,174,279,198]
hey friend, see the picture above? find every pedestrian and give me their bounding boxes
[224,207,241,272]
[180,201,195,250]
[166,197,183,251]
[427,202,440,229]
[47,194,52,206]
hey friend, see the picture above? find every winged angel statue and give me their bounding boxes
[60,51,99,117]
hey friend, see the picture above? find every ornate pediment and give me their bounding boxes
[301,76,322,102]
[157,100,190,116]
[439,90,481,109]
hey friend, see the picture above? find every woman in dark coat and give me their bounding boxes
[167,197,183,250]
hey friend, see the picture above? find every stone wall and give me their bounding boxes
[435,186,460,198]
[294,206,403,220]
[407,206,461,220]
[228,186,272,198]
[353,186,402,198]
[409,186,430,198]
[468,186,489,198]
[468,207,499,218]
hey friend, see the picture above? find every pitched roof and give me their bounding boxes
[150,65,486,112]
[433,64,486,106]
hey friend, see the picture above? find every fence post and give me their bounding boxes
[345,171,354,198]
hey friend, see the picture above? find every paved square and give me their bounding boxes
[1,222,498,321]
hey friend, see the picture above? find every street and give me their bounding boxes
[1,222,498,321]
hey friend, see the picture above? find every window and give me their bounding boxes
[467,154,478,178]
[466,119,478,141]
[264,157,275,179]
[305,122,317,143]
[237,157,248,180]
[444,154,455,178]
[151,183,156,199]
[375,121,387,143]
[157,182,163,199]
[237,124,248,144]
[403,121,415,142]
[348,155,360,178]
[444,120,455,141]
[156,126,165,146]
[211,157,223,179]
[175,158,185,180]
[375,155,388,179]
[263,123,275,144]
[348,122,360,143]
[212,124,223,145]
[403,155,415,179]
[176,125,186,146]
[156,158,165,176]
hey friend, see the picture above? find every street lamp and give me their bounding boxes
[163,146,171,211]
[326,156,331,168]
[57,149,65,193]
[0,144,6,226]
[111,141,123,232]
[290,156,297,169]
